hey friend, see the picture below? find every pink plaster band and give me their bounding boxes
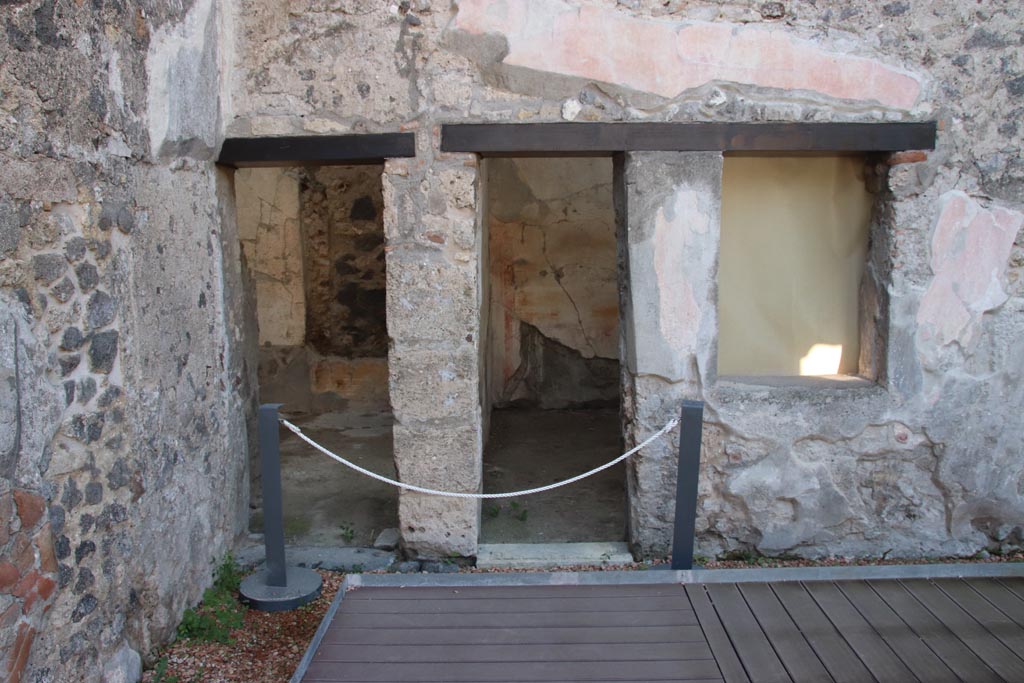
[454,0,922,109]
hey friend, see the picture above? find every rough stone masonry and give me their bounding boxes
[1,0,1023,680]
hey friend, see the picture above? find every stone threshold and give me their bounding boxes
[476,542,635,569]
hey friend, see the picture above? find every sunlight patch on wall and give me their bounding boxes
[799,343,844,376]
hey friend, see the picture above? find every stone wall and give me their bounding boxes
[229,0,1024,561]
[0,1,252,680]
[302,166,388,359]
[235,165,390,416]
[235,168,306,347]
[4,6,1024,675]
[486,158,619,409]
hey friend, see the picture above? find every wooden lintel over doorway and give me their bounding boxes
[217,132,416,168]
[440,122,937,156]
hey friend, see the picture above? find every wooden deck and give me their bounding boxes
[297,576,1024,682]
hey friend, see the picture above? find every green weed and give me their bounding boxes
[176,554,247,644]
[152,657,179,683]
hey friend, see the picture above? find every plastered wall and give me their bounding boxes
[226,0,1024,561]
[486,158,620,409]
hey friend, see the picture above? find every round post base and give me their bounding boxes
[239,567,322,612]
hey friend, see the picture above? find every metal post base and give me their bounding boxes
[239,567,322,612]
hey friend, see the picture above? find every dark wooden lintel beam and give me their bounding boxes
[217,133,416,168]
[441,122,936,155]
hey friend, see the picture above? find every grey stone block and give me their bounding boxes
[373,527,401,551]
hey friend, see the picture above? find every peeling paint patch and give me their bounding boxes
[452,0,922,109]
[917,191,1022,356]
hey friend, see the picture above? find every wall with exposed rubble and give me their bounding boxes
[235,166,390,416]
[227,0,1024,561]
[0,0,252,680]
[3,0,1024,674]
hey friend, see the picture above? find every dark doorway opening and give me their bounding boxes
[480,157,625,544]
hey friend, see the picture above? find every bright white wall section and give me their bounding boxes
[717,155,873,377]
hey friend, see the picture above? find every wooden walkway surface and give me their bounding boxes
[298,577,1024,682]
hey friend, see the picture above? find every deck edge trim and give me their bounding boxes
[344,563,1024,589]
[290,574,359,683]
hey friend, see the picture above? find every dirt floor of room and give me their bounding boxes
[481,408,626,544]
[253,407,627,549]
[251,410,399,547]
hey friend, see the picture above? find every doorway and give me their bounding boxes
[234,164,397,547]
[480,157,625,544]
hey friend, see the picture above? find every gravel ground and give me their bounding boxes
[143,551,1022,682]
[142,571,342,683]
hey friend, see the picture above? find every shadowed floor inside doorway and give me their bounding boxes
[481,408,626,544]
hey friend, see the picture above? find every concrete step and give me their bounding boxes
[476,542,635,569]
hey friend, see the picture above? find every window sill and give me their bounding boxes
[715,374,876,390]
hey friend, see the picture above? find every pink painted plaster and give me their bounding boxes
[453,0,922,109]
[917,191,1022,351]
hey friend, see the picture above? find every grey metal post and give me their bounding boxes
[671,400,704,570]
[258,403,287,587]
[240,404,321,611]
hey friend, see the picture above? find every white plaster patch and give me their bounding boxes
[145,0,220,158]
[654,189,703,350]
[107,49,125,113]
[561,98,582,121]
[916,191,1022,357]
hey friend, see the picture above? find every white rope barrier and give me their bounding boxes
[279,415,680,499]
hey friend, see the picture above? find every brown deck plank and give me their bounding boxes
[868,579,1000,683]
[898,579,1024,681]
[343,585,688,600]
[328,608,697,629]
[304,577,1024,683]
[685,585,750,683]
[320,624,708,645]
[311,642,713,663]
[769,582,871,683]
[737,583,831,682]
[967,578,1024,627]
[802,581,915,683]
[704,584,791,682]
[341,595,689,614]
[933,579,1024,664]
[302,659,723,681]
[999,577,1024,602]
[835,581,957,683]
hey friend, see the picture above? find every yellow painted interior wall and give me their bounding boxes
[717,155,873,377]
